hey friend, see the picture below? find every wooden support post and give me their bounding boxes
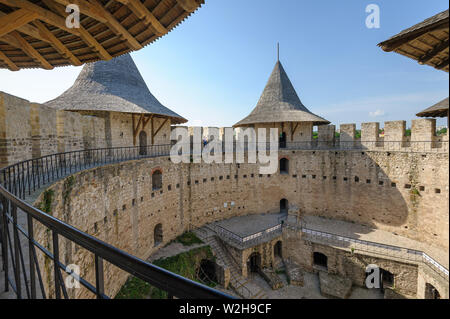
[290,122,299,141]
[150,117,168,145]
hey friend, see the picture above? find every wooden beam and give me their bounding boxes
[132,114,144,145]
[52,0,108,23]
[132,114,136,146]
[41,0,112,61]
[418,39,449,64]
[88,0,142,50]
[116,0,168,35]
[10,31,53,69]
[0,11,51,43]
[1,32,55,70]
[290,122,299,141]
[142,114,153,131]
[0,0,81,36]
[0,8,38,37]
[33,20,82,66]
[436,58,449,70]
[151,118,168,144]
[175,0,199,13]
[0,51,19,71]
[379,20,449,52]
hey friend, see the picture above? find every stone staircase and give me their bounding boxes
[193,226,267,299]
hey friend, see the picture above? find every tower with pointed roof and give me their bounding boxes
[234,58,329,146]
[45,54,187,149]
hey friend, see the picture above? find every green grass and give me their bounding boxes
[175,231,203,246]
[115,246,215,299]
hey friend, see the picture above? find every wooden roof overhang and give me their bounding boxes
[0,0,204,70]
[378,10,449,72]
[416,97,449,118]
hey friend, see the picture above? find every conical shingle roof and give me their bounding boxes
[234,61,329,127]
[416,97,449,118]
[45,54,187,124]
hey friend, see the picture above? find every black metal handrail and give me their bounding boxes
[0,145,234,299]
[283,217,449,279]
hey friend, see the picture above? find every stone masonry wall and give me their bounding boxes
[32,146,448,298]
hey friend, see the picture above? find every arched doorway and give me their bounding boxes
[279,158,289,174]
[139,131,147,155]
[425,283,441,299]
[380,268,394,289]
[154,223,163,247]
[279,132,287,148]
[274,241,282,258]
[247,252,261,274]
[280,198,288,214]
[152,170,162,190]
[313,252,328,270]
[197,259,217,285]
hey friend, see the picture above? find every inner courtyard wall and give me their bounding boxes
[32,147,448,298]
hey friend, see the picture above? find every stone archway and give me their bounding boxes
[154,223,163,247]
[279,158,289,174]
[274,240,282,258]
[425,283,441,299]
[247,252,261,274]
[152,170,162,190]
[139,130,147,155]
[313,252,328,270]
[380,268,394,289]
[280,198,288,214]
[279,132,287,148]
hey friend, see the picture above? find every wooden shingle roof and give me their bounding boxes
[378,10,449,72]
[234,61,329,127]
[0,0,205,70]
[416,97,449,118]
[45,53,187,123]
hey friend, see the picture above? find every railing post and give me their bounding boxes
[27,214,36,298]
[11,203,21,298]
[52,230,61,299]
[94,254,104,299]
[1,196,9,293]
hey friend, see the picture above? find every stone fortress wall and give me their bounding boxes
[1,91,448,298]
[0,91,171,168]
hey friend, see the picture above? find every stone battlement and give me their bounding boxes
[1,90,448,169]
[179,121,448,153]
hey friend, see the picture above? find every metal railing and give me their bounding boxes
[213,223,283,249]
[0,140,448,299]
[284,220,449,279]
[0,145,233,299]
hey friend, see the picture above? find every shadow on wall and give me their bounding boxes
[265,149,448,250]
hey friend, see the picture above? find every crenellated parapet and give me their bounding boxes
[180,119,448,153]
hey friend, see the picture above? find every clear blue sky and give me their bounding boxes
[0,0,448,128]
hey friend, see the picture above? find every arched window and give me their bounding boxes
[154,223,163,247]
[313,252,328,270]
[139,131,147,155]
[280,158,289,174]
[380,268,394,289]
[280,198,288,213]
[279,132,287,148]
[152,170,162,190]
[247,252,261,273]
[274,241,282,258]
[425,283,441,299]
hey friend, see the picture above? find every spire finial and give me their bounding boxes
[277,42,280,62]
